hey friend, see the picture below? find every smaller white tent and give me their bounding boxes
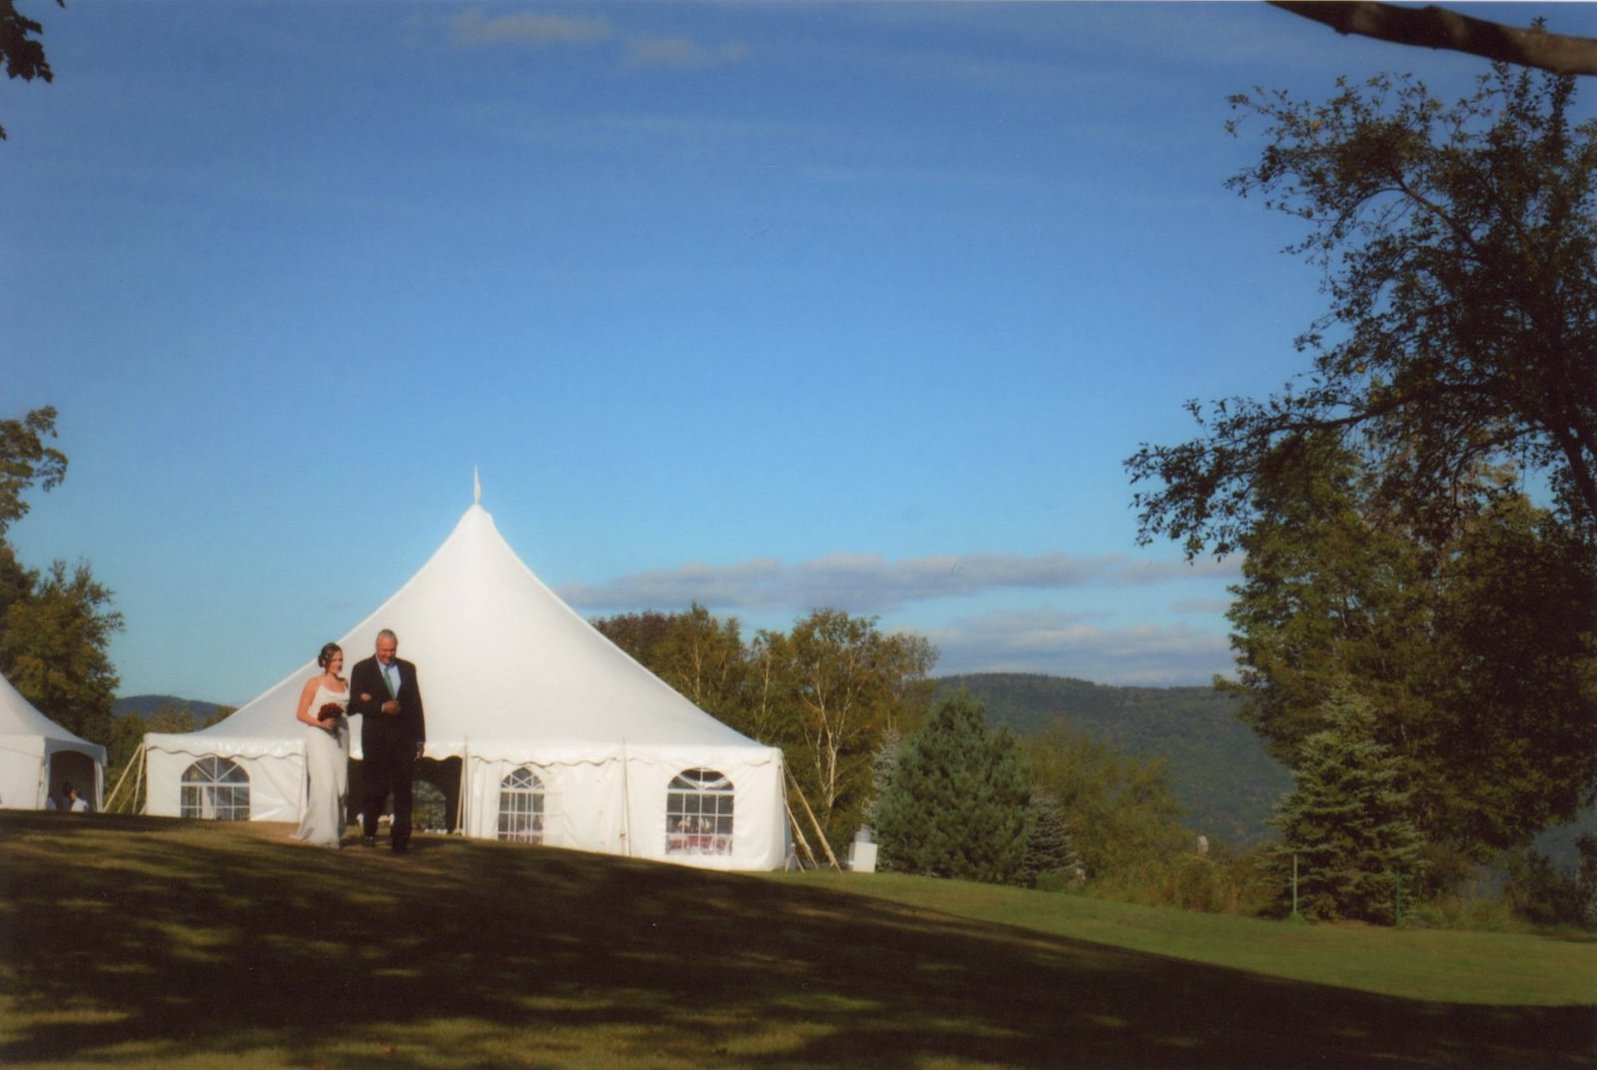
[0,671,106,811]
[143,499,789,870]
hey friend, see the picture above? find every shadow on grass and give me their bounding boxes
[1,813,1592,1069]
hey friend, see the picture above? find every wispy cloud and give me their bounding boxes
[924,609,1234,687]
[558,551,1239,615]
[444,10,751,70]
[447,10,612,48]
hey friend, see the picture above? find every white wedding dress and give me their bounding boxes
[294,681,350,847]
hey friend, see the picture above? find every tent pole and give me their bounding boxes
[784,767,841,870]
[133,744,145,814]
[454,742,468,835]
[104,743,143,814]
[784,796,818,869]
[620,739,632,857]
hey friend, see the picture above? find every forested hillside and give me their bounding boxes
[936,673,1291,847]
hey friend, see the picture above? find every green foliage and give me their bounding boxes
[874,691,1032,884]
[594,604,937,851]
[1018,789,1078,889]
[106,713,146,780]
[0,557,122,745]
[0,0,54,143]
[1500,835,1597,929]
[1272,691,1428,924]
[1426,497,1597,849]
[764,609,938,847]
[1129,66,1597,552]
[595,603,750,727]
[941,672,1291,845]
[1025,719,1190,889]
[0,404,66,537]
[859,724,901,841]
[1225,435,1597,858]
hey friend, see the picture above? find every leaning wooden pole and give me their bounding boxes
[102,743,145,814]
[784,795,818,869]
[784,767,841,870]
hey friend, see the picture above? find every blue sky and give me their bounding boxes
[6,2,1592,705]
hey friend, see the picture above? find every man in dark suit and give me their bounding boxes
[348,628,426,853]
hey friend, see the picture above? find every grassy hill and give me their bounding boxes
[1,814,1591,1070]
[937,673,1292,846]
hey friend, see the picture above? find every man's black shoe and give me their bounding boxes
[361,836,377,848]
[391,843,409,855]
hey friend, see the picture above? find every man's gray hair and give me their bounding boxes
[377,629,398,643]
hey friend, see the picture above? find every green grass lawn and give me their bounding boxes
[2,814,1593,1070]
[768,870,1597,1006]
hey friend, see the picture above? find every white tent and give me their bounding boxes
[142,499,789,870]
[0,670,106,811]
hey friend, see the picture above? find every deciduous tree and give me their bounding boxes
[1269,3,1597,77]
[1223,434,1597,857]
[593,604,749,726]
[1128,66,1597,555]
[765,609,936,846]
[594,604,937,848]
[1,404,66,537]
[0,0,58,143]
[1025,719,1189,886]
[0,558,123,745]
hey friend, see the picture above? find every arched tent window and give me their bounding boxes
[498,767,544,844]
[180,756,250,820]
[666,768,733,856]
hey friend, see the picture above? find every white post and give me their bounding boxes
[620,739,632,857]
[455,741,469,835]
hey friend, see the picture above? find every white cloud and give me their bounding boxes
[924,609,1234,687]
[557,550,1240,615]
[443,11,751,73]
[557,551,1241,686]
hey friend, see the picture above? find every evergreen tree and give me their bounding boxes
[860,726,902,833]
[1273,690,1427,923]
[1019,789,1078,888]
[875,692,1032,885]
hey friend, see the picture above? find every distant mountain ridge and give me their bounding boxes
[936,673,1291,847]
[113,695,229,723]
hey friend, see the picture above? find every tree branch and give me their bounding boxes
[1268,1,1597,77]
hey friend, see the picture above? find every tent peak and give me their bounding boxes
[473,465,482,505]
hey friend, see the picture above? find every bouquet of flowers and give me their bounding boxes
[317,702,344,728]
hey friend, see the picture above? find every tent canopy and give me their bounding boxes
[0,671,107,810]
[143,501,787,869]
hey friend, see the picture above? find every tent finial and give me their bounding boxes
[473,466,482,505]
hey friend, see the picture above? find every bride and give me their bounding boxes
[293,641,350,847]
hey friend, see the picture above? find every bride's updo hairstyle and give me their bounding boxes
[317,642,342,669]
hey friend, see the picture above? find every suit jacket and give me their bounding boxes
[348,654,426,747]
